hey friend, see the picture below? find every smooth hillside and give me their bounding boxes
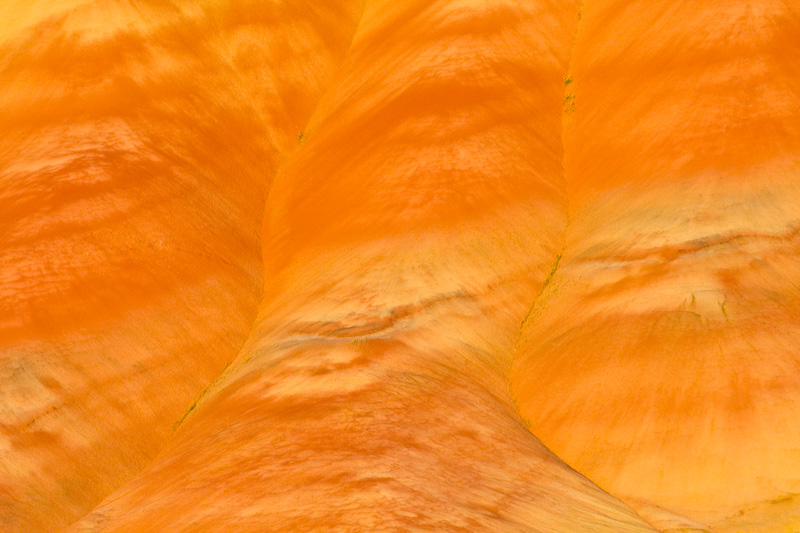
[512,1,800,530]
[0,1,361,530]
[67,1,655,531]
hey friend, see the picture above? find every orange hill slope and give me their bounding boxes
[4,0,799,532]
[0,1,360,530]
[512,0,800,531]
[66,0,655,531]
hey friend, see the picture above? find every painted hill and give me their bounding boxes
[1,0,798,531]
[0,1,360,530]
[512,1,800,530]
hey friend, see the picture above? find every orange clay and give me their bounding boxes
[512,1,800,530]
[0,1,361,530]
[66,1,655,531]
[3,1,800,532]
